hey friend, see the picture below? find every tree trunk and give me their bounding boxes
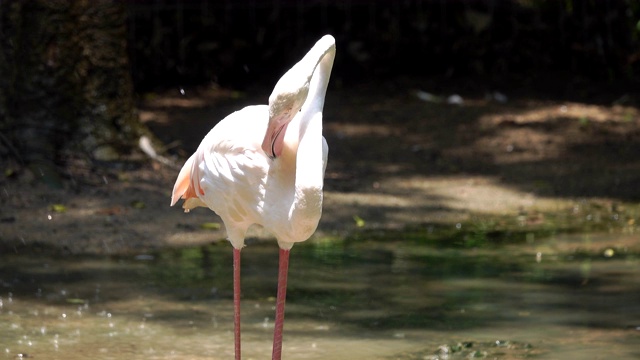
[0,0,146,186]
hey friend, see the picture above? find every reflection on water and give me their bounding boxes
[1,232,639,359]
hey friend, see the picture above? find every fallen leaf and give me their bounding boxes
[51,204,67,213]
[200,222,221,230]
[130,200,146,209]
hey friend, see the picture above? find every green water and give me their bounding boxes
[1,232,639,359]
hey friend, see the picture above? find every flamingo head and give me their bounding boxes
[262,35,336,159]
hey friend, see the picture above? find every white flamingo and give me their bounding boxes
[171,35,335,360]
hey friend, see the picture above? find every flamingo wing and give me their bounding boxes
[171,106,271,239]
[171,152,206,210]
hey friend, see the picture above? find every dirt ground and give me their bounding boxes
[2,79,639,255]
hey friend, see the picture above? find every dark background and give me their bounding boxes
[126,0,640,100]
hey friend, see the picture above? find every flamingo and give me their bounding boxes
[170,35,335,360]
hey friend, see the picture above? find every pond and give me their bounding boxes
[1,231,639,359]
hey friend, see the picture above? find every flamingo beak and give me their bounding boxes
[262,114,290,159]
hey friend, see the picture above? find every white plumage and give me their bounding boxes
[171,35,335,360]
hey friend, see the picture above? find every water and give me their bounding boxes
[1,232,639,359]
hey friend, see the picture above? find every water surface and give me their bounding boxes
[1,232,639,359]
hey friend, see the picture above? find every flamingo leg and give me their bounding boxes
[271,248,290,360]
[233,247,242,360]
